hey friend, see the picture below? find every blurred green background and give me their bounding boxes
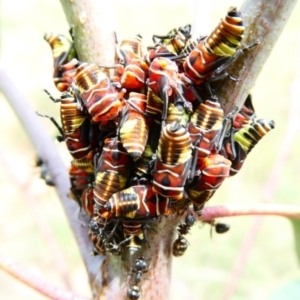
[0,0,300,299]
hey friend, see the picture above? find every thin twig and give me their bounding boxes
[199,203,300,221]
[0,251,90,300]
[221,34,300,300]
[0,67,104,291]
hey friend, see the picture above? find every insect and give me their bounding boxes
[119,92,149,161]
[172,211,195,257]
[93,137,133,215]
[225,118,275,176]
[232,94,256,129]
[151,24,191,48]
[172,235,189,257]
[68,163,94,205]
[75,62,126,123]
[183,7,246,85]
[105,183,169,219]
[146,57,189,123]
[127,285,140,300]
[188,97,224,159]
[203,219,230,235]
[145,24,192,64]
[126,256,149,299]
[130,256,148,285]
[80,186,95,216]
[44,29,77,92]
[89,214,132,256]
[152,121,192,200]
[115,35,148,91]
[42,90,92,161]
[186,153,232,215]
[35,156,54,186]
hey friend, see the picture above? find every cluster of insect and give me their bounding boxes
[42,7,275,299]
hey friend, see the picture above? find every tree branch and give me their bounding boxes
[215,0,298,114]
[0,251,89,300]
[0,67,103,292]
[199,203,300,221]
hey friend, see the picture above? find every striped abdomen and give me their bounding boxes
[118,35,147,90]
[60,92,87,135]
[183,7,244,84]
[44,33,77,92]
[188,99,224,158]
[75,63,125,122]
[152,122,192,200]
[68,163,94,203]
[234,119,275,154]
[145,24,191,65]
[186,153,231,215]
[93,138,132,207]
[146,57,180,120]
[106,184,169,219]
[119,93,149,160]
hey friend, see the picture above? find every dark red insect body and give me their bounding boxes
[152,121,192,200]
[44,32,77,92]
[119,92,149,160]
[186,153,231,215]
[116,35,148,91]
[188,98,224,159]
[75,62,125,123]
[105,184,169,219]
[183,7,245,85]
[93,138,133,214]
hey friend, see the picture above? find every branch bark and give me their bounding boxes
[199,203,300,221]
[215,0,298,114]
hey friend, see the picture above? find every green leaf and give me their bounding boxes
[269,280,300,300]
[290,219,300,267]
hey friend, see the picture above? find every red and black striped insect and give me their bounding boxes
[186,153,231,215]
[41,90,92,161]
[146,57,190,123]
[188,97,224,160]
[151,24,191,48]
[224,118,275,176]
[93,137,133,216]
[145,24,192,65]
[115,35,148,91]
[183,7,246,85]
[44,28,77,92]
[232,94,255,129]
[119,92,149,161]
[105,183,169,219]
[68,163,94,205]
[152,121,192,200]
[75,62,126,123]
